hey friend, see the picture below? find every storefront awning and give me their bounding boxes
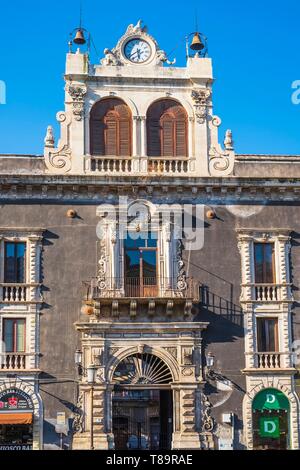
[0,413,33,425]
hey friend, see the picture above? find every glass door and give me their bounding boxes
[124,233,158,297]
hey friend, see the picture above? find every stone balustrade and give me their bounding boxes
[0,284,42,303]
[0,353,35,370]
[86,156,193,176]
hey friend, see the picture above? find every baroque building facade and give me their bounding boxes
[0,21,299,450]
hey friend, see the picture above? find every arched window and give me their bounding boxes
[90,98,132,156]
[147,99,188,157]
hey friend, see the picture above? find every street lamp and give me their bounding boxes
[206,352,215,369]
[87,364,97,451]
[206,352,215,380]
[75,349,83,366]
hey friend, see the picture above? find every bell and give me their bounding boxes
[190,32,204,51]
[73,29,86,45]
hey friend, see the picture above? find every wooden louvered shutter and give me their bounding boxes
[119,120,131,156]
[147,100,188,158]
[105,117,117,155]
[91,121,105,155]
[147,120,161,156]
[90,98,132,156]
[175,119,187,156]
[161,118,174,157]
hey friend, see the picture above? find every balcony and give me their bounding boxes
[241,283,293,303]
[86,156,193,176]
[256,352,282,369]
[0,283,42,303]
[83,277,200,318]
[244,352,294,372]
[87,277,199,300]
[0,353,37,371]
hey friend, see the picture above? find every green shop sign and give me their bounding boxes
[259,416,280,438]
[253,388,290,411]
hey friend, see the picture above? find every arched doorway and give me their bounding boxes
[0,388,34,450]
[252,388,290,450]
[112,353,173,450]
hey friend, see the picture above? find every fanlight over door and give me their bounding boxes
[113,353,173,385]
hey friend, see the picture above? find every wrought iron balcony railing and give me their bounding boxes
[85,277,199,301]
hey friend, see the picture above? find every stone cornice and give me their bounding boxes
[0,228,45,236]
[0,175,300,202]
[75,321,209,332]
[236,228,292,235]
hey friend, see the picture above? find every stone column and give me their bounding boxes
[132,116,139,157]
[188,117,196,173]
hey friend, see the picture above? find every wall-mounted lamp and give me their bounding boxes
[205,352,216,380]
[206,352,215,368]
[87,364,97,385]
[75,349,83,366]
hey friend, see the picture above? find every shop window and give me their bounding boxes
[257,318,278,352]
[3,319,26,353]
[4,242,26,284]
[254,243,275,284]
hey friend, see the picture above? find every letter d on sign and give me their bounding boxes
[259,416,280,438]
[264,420,276,434]
[266,394,276,404]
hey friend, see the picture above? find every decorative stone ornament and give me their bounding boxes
[206,209,216,220]
[44,111,72,174]
[208,143,235,177]
[202,394,214,432]
[176,240,187,293]
[191,88,211,124]
[44,126,55,147]
[81,303,94,316]
[67,84,87,121]
[100,20,175,67]
[67,209,77,218]
[224,129,234,150]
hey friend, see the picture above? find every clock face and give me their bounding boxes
[124,38,152,63]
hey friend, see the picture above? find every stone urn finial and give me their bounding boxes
[224,129,234,151]
[44,125,55,148]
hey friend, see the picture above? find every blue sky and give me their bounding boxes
[0,0,300,155]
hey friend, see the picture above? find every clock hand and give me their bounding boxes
[130,50,139,59]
